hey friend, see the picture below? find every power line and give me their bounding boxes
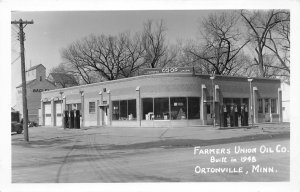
[11,55,21,65]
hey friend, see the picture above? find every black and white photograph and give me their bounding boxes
[1,0,300,192]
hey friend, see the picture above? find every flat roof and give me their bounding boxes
[44,72,281,94]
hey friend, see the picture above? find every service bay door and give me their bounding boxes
[44,103,51,126]
[55,102,62,126]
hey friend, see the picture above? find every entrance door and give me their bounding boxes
[206,103,213,125]
[103,106,108,125]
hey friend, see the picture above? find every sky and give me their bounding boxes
[11,10,214,106]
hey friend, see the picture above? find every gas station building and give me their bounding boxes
[40,69,282,128]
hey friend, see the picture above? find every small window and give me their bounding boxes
[89,102,96,113]
[40,76,42,81]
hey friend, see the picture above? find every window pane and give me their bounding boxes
[258,99,263,113]
[120,100,128,120]
[112,101,120,120]
[142,98,153,120]
[188,97,200,119]
[271,99,277,113]
[77,103,81,111]
[242,98,249,106]
[154,98,169,120]
[66,104,72,111]
[223,98,232,104]
[89,102,95,113]
[206,104,211,114]
[128,99,136,120]
[265,99,270,113]
[170,97,187,120]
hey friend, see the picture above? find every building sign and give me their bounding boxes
[17,88,49,94]
[143,67,194,75]
[32,89,49,93]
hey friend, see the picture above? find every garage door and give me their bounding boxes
[44,103,51,126]
[55,102,62,126]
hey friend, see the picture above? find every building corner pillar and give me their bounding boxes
[201,84,207,125]
[98,91,103,126]
[278,88,283,122]
[80,91,84,127]
[40,99,44,126]
[253,87,258,124]
[107,90,112,126]
[62,96,66,111]
[136,86,141,127]
[51,98,55,126]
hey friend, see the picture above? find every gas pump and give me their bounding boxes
[74,110,80,129]
[229,105,234,127]
[64,110,69,128]
[69,110,75,128]
[234,105,239,127]
[223,105,228,127]
[241,105,245,126]
[244,105,249,126]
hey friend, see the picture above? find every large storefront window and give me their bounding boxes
[271,98,277,113]
[171,97,187,120]
[120,100,127,120]
[112,101,120,120]
[128,99,136,120]
[142,98,153,120]
[188,97,200,119]
[154,98,169,120]
[142,97,201,120]
[258,99,263,113]
[112,99,136,120]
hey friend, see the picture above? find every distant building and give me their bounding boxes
[48,72,78,88]
[281,82,290,122]
[15,64,56,123]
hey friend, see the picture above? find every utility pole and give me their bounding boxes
[11,19,34,142]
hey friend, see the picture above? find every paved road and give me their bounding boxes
[11,124,290,182]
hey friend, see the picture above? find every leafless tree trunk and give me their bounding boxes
[142,20,170,68]
[185,12,249,75]
[240,9,289,78]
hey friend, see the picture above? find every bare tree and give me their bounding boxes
[48,63,79,87]
[265,11,290,80]
[141,20,170,68]
[186,12,249,75]
[61,33,138,82]
[61,41,100,84]
[61,20,175,82]
[240,9,289,78]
